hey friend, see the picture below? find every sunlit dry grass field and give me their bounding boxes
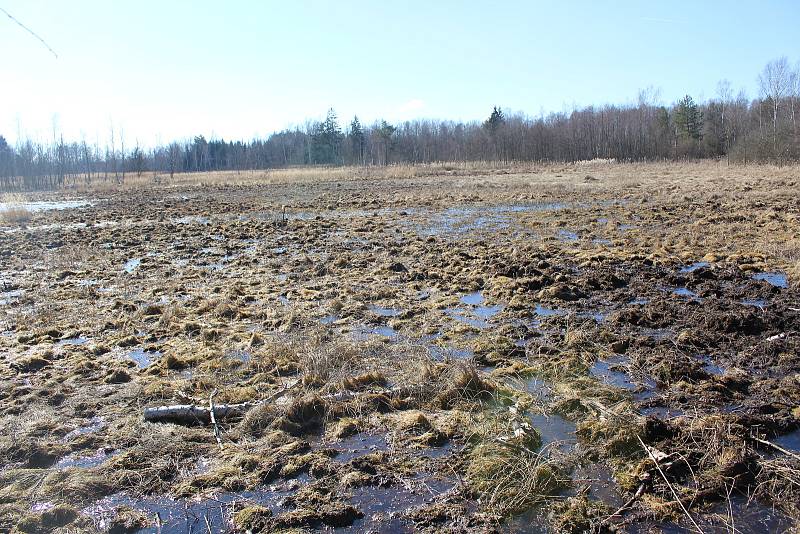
[1,161,799,533]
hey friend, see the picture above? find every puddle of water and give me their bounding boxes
[56,448,114,469]
[672,287,700,299]
[449,292,505,326]
[772,429,800,452]
[320,315,339,325]
[173,215,210,225]
[638,405,684,418]
[225,350,251,364]
[752,272,788,288]
[533,304,564,317]
[352,325,398,340]
[741,299,768,309]
[593,238,612,245]
[0,289,23,305]
[695,354,725,376]
[529,414,577,452]
[445,309,492,329]
[124,258,141,273]
[62,417,105,442]
[0,200,91,212]
[640,328,673,341]
[414,203,567,236]
[83,483,301,534]
[633,494,796,534]
[679,261,710,273]
[571,463,624,509]
[578,309,606,322]
[330,433,388,463]
[57,336,90,346]
[125,348,161,369]
[630,297,649,305]
[460,291,484,306]
[368,305,402,317]
[557,229,579,241]
[590,357,637,391]
[474,304,504,320]
[347,475,454,533]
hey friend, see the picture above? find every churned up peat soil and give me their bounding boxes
[1,161,799,533]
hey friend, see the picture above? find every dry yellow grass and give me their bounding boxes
[0,193,31,224]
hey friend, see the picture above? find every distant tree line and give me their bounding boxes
[1,57,799,191]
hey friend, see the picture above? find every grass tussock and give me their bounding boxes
[465,412,565,515]
[0,193,31,224]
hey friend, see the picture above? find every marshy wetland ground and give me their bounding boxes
[1,161,799,533]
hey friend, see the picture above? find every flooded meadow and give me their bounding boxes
[1,162,799,533]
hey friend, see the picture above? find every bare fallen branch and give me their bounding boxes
[143,382,425,425]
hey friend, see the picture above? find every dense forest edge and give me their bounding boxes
[2,57,799,191]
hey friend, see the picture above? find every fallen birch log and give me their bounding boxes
[143,383,427,425]
[144,381,299,425]
[144,401,257,425]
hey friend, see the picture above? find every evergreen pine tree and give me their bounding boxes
[674,95,702,141]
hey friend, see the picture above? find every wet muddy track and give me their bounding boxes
[1,163,799,533]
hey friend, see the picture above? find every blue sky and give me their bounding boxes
[2,0,798,146]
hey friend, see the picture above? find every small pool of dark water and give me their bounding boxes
[368,304,403,317]
[461,291,484,306]
[532,304,566,318]
[57,336,90,346]
[752,272,788,288]
[83,481,303,534]
[630,494,796,534]
[672,287,700,299]
[637,405,685,418]
[225,349,251,364]
[345,474,455,533]
[427,345,474,361]
[679,261,710,273]
[56,448,115,469]
[126,348,162,368]
[352,325,398,340]
[413,203,567,236]
[695,354,725,376]
[570,463,625,509]
[590,356,638,391]
[61,417,105,442]
[773,429,800,452]
[328,433,389,463]
[557,229,579,241]
[528,414,577,452]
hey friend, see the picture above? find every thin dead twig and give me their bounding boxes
[638,435,706,534]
